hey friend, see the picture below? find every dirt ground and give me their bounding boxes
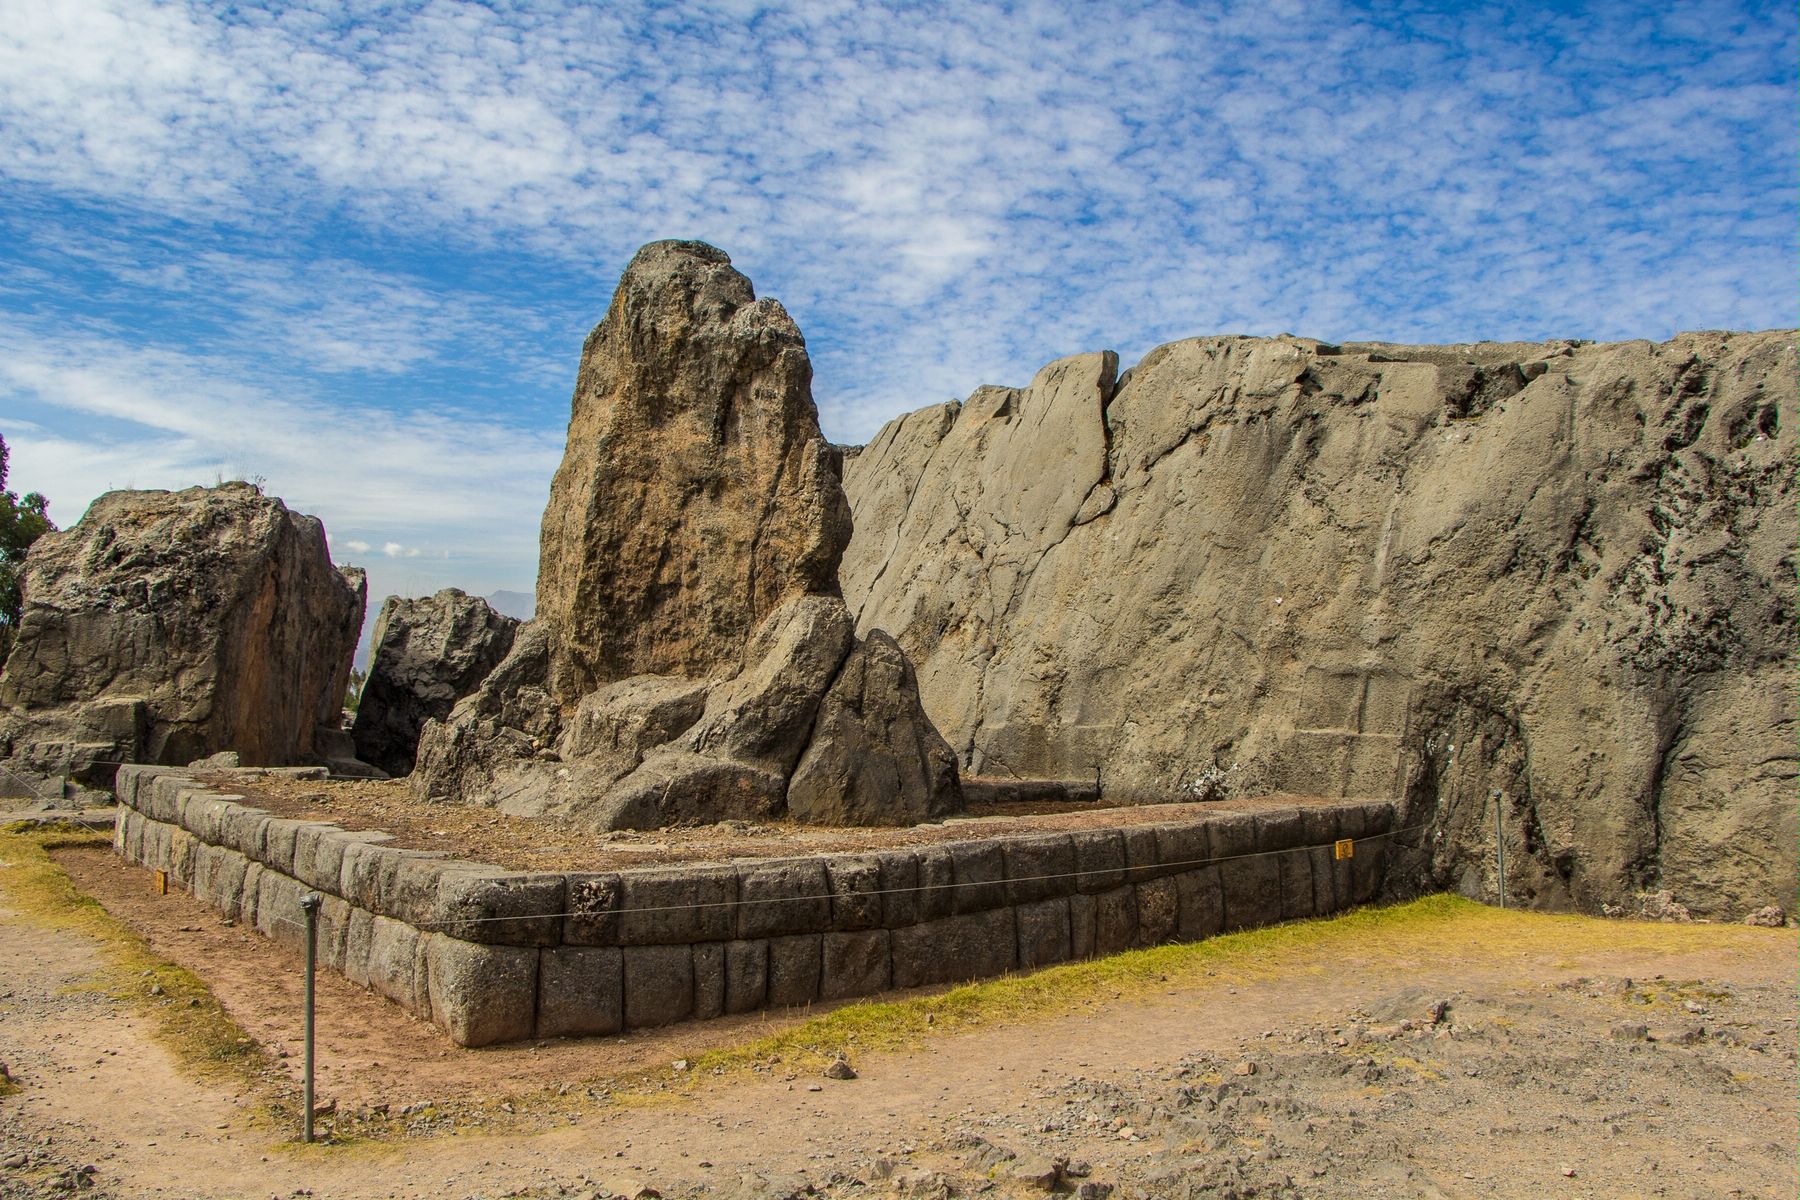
[202,773,1342,872]
[1,844,1795,1200]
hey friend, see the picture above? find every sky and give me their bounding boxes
[2,0,1794,623]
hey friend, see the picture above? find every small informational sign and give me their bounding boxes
[155,869,168,895]
[1333,839,1355,861]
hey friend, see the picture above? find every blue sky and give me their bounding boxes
[2,0,1794,617]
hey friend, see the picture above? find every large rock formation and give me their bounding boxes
[350,588,519,776]
[413,241,959,828]
[841,332,1797,918]
[0,483,366,789]
[537,239,851,700]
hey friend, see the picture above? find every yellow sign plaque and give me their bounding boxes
[1333,839,1355,861]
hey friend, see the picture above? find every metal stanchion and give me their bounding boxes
[1492,791,1506,909]
[299,892,321,1143]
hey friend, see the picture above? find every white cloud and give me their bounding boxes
[0,0,1791,607]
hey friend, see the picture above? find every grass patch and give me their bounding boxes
[668,893,1785,1088]
[0,829,280,1105]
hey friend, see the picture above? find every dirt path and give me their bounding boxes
[2,846,1794,1200]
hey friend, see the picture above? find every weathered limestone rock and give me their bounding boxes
[788,631,961,825]
[536,239,852,701]
[413,241,961,828]
[0,483,365,783]
[351,589,518,776]
[841,331,1798,917]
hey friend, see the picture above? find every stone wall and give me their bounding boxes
[114,765,1395,1047]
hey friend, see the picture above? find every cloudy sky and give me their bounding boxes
[2,0,1794,618]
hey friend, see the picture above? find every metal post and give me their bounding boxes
[1492,792,1506,909]
[299,892,321,1144]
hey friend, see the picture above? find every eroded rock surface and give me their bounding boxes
[413,241,959,828]
[841,332,1798,917]
[537,239,851,701]
[0,483,365,787]
[350,588,518,776]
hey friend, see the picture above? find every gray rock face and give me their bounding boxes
[840,331,1798,917]
[351,588,518,776]
[412,241,960,828]
[537,239,852,702]
[0,483,365,781]
[789,631,961,826]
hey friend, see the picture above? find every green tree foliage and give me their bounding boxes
[0,434,55,660]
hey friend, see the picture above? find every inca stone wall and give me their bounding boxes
[115,765,1393,1047]
[840,332,1798,918]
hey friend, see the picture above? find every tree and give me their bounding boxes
[0,434,55,662]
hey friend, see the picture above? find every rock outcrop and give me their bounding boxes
[350,588,519,776]
[413,241,959,828]
[841,332,1797,918]
[0,483,366,789]
[537,239,851,701]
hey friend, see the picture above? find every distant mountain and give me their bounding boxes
[486,589,536,621]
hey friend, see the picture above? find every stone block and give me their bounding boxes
[1136,877,1178,945]
[914,846,958,922]
[615,865,736,945]
[180,794,232,845]
[1016,897,1072,969]
[875,850,923,929]
[288,822,342,893]
[767,933,822,1008]
[1254,807,1306,856]
[387,855,451,927]
[1094,885,1137,955]
[821,929,890,1000]
[724,939,768,1014]
[1174,866,1224,941]
[434,868,566,946]
[141,775,184,823]
[694,943,726,1020]
[111,807,130,856]
[1208,811,1257,861]
[1003,835,1076,906]
[564,872,623,945]
[736,859,828,939]
[1070,829,1126,894]
[168,828,197,886]
[254,869,307,951]
[259,819,305,876]
[1069,893,1097,959]
[1352,803,1393,903]
[426,935,539,1047]
[317,893,352,973]
[890,909,1016,989]
[344,907,376,986]
[1333,804,1364,907]
[338,840,389,910]
[367,916,425,1013]
[538,946,624,1038]
[947,841,1006,913]
[622,944,695,1030]
[1121,826,1161,885]
[826,857,882,931]
[238,861,263,927]
[1220,854,1284,932]
[221,807,273,858]
[1279,849,1315,921]
[1154,822,1211,873]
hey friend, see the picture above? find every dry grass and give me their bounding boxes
[0,827,280,1102]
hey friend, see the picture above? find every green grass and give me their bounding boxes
[0,828,280,1104]
[671,892,1787,1086]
